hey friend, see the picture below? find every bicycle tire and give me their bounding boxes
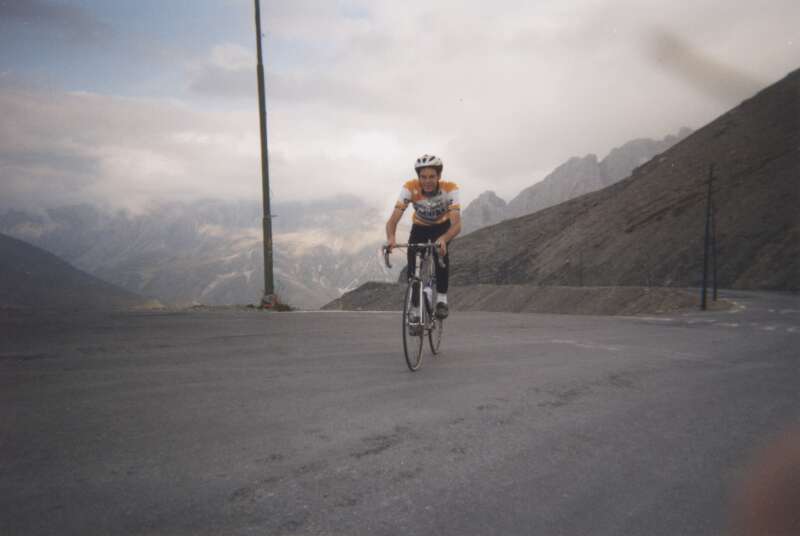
[428,316,443,355]
[424,256,443,356]
[422,286,444,355]
[402,281,424,371]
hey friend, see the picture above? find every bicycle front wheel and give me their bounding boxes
[402,281,424,371]
[428,316,443,355]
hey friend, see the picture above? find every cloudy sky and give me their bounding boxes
[1,0,798,214]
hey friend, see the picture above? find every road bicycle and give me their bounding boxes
[383,241,445,371]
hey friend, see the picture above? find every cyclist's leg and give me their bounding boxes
[435,250,449,293]
[433,221,451,295]
[433,221,451,318]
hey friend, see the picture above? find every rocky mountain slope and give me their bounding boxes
[329,67,798,313]
[0,232,155,310]
[0,197,399,309]
[451,68,799,290]
[461,129,692,234]
[461,191,508,234]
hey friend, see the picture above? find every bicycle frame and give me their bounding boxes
[384,241,444,333]
[410,244,437,333]
[383,241,446,370]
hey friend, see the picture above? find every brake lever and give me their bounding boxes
[382,245,392,269]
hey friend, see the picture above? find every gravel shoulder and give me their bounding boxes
[323,282,734,315]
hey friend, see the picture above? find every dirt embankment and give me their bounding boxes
[322,282,732,315]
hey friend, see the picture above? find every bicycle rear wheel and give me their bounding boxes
[402,281,424,371]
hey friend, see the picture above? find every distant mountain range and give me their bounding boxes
[461,128,692,234]
[1,125,698,311]
[0,126,698,310]
[13,75,791,310]
[0,232,155,310]
[0,197,399,309]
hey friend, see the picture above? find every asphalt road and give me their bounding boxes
[1,290,798,535]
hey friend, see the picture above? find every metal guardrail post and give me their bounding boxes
[711,196,718,301]
[701,163,714,310]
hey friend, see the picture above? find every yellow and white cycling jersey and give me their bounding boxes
[395,179,461,226]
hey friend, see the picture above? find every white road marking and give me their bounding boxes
[550,339,620,352]
[761,326,777,331]
[665,351,705,361]
[717,323,740,328]
[290,310,398,314]
[726,301,747,314]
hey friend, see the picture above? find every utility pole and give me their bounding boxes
[253,0,275,307]
[711,196,718,301]
[701,163,714,310]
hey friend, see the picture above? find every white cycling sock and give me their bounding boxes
[437,293,447,304]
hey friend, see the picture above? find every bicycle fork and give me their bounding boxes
[410,254,424,332]
[411,253,434,332]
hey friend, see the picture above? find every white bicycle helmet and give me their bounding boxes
[414,154,443,172]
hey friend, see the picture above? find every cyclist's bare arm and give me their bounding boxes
[435,209,461,255]
[442,209,461,242]
[385,206,405,251]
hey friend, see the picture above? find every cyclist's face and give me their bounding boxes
[418,168,440,193]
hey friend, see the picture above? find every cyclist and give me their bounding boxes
[385,154,462,320]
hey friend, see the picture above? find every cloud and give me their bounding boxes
[249,0,800,202]
[0,79,410,215]
[647,30,766,102]
[0,0,112,45]
[2,0,800,216]
[0,85,262,212]
[187,43,256,98]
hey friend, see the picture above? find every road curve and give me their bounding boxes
[1,290,797,535]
